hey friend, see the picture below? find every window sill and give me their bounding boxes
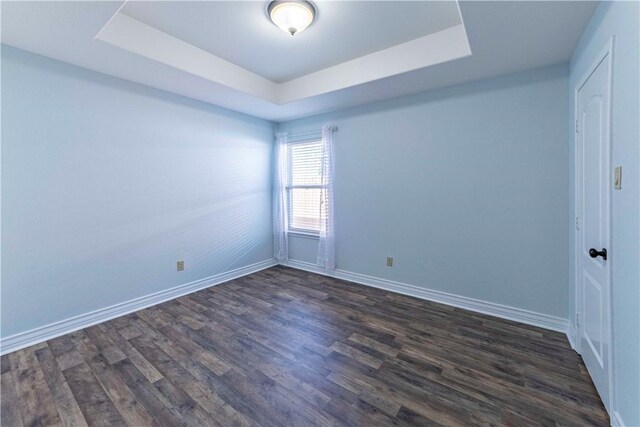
[288,231,320,240]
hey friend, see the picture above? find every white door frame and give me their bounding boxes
[573,36,615,413]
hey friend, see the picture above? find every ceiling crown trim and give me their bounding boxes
[95,9,471,106]
[278,24,471,104]
[96,13,279,103]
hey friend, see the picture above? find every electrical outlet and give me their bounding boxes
[386,257,394,267]
[177,260,185,271]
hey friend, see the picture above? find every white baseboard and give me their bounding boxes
[1,258,571,356]
[611,411,625,427]
[281,259,569,334]
[567,322,578,351]
[0,259,277,356]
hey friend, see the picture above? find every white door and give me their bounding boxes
[576,44,612,411]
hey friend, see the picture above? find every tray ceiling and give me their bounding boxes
[1,1,599,121]
[95,2,470,105]
[121,1,463,83]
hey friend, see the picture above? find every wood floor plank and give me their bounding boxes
[81,352,158,426]
[1,266,609,426]
[110,358,185,427]
[131,330,253,427]
[128,335,221,418]
[98,321,165,383]
[34,345,88,427]
[1,369,25,427]
[1,354,11,374]
[62,362,126,426]
[9,347,63,426]
[8,351,40,427]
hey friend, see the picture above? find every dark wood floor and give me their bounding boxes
[2,266,608,426]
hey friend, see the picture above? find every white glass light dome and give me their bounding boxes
[268,1,316,36]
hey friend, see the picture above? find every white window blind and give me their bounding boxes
[288,140,323,233]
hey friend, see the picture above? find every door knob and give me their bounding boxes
[589,248,608,260]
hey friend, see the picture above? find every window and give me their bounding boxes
[287,139,323,234]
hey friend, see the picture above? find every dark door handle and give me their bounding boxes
[589,248,607,261]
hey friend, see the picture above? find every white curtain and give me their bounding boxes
[273,132,289,262]
[317,125,336,270]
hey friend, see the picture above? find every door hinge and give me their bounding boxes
[575,119,580,134]
[575,216,580,231]
[576,313,580,328]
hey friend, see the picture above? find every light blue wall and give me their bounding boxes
[279,64,570,319]
[569,2,640,425]
[1,46,274,338]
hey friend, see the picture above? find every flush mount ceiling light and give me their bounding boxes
[268,1,316,36]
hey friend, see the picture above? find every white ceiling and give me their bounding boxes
[1,1,598,122]
[122,1,462,83]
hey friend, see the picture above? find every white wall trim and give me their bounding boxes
[610,411,625,427]
[567,322,579,351]
[277,24,471,104]
[281,260,569,334]
[0,259,277,356]
[2,257,575,356]
[610,411,626,427]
